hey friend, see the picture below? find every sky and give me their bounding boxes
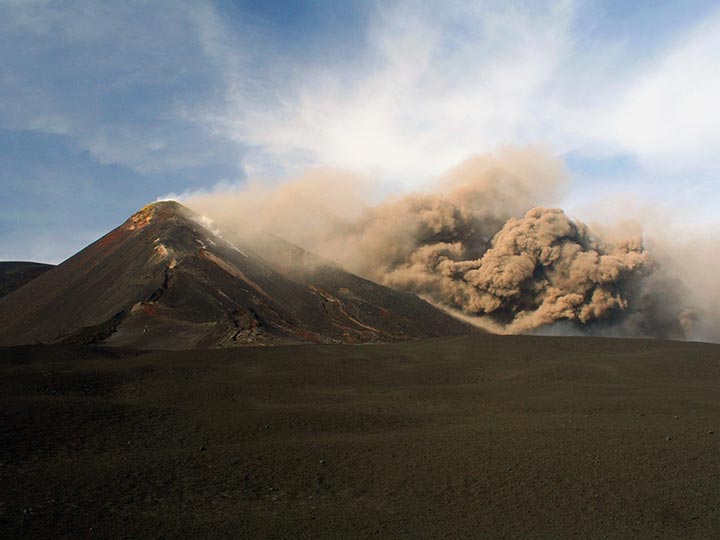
[1,0,719,263]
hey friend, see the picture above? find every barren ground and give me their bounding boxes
[2,334,720,539]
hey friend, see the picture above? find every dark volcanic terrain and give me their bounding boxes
[0,261,54,298]
[0,201,474,348]
[2,334,720,539]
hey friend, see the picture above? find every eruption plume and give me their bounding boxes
[181,146,703,340]
[379,207,652,333]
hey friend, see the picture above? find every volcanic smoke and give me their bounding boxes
[181,145,712,341]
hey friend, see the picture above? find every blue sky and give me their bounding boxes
[1,0,719,262]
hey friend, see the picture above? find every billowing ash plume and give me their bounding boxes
[182,145,704,340]
[377,207,652,333]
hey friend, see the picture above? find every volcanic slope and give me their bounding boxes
[0,262,54,298]
[0,201,475,348]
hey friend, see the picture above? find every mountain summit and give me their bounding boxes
[0,201,475,348]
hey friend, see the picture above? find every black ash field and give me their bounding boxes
[0,262,54,299]
[2,334,720,540]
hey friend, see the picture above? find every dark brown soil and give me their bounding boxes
[2,334,720,539]
[0,262,54,298]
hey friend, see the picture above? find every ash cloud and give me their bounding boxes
[389,207,653,334]
[182,145,709,341]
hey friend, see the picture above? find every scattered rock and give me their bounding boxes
[673,415,679,420]
[666,436,672,441]
[320,459,326,465]
[200,445,207,452]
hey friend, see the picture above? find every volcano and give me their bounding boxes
[0,201,475,349]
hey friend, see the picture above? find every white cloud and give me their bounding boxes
[207,1,578,186]
[0,0,251,177]
[607,10,720,173]
[196,0,720,202]
[2,0,719,197]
